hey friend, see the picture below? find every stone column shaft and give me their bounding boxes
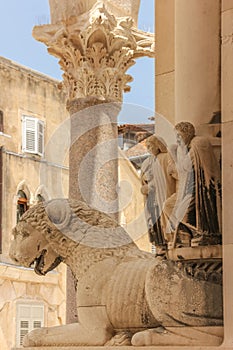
[175,0,221,130]
[66,99,120,324]
[155,0,175,125]
[68,98,119,217]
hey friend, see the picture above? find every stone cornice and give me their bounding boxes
[0,56,62,86]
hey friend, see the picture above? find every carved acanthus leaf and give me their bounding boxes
[33,3,155,103]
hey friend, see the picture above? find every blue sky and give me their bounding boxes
[0,0,154,124]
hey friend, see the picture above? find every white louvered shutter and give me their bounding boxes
[22,116,36,153]
[16,303,44,347]
[37,120,44,156]
[22,116,44,156]
[19,320,29,346]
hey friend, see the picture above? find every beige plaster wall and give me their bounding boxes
[118,150,151,252]
[134,232,152,252]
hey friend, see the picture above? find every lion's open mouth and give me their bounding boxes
[34,249,63,276]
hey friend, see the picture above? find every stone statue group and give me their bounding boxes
[141,121,221,255]
[9,121,223,347]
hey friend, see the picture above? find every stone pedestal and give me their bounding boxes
[14,347,231,350]
[12,324,224,349]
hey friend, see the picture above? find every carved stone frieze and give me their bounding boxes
[33,2,154,105]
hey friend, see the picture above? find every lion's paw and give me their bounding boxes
[131,327,167,346]
[23,328,48,347]
[105,331,132,346]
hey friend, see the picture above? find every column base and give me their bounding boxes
[12,326,224,349]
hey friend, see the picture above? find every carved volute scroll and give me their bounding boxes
[33,1,154,107]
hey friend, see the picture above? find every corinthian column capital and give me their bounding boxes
[33,1,154,106]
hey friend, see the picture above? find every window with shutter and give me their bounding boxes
[22,116,44,156]
[33,321,42,328]
[16,303,44,347]
[20,321,29,346]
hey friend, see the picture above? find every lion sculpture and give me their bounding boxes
[9,199,223,347]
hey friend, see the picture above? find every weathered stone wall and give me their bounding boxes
[0,264,66,350]
[0,57,68,153]
[0,56,68,349]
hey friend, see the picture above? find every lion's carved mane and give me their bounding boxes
[15,199,149,280]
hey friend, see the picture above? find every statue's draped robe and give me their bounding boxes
[189,136,221,234]
[167,136,221,239]
[141,153,176,246]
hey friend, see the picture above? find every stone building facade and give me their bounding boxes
[0,56,69,349]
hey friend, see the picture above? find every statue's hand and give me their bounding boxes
[141,184,149,195]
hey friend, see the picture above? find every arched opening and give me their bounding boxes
[36,194,45,203]
[17,190,28,222]
[35,185,49,203]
